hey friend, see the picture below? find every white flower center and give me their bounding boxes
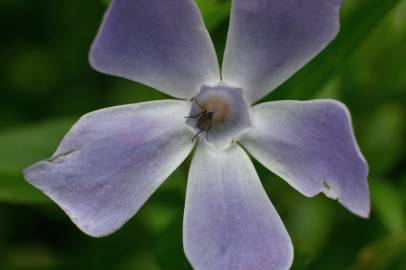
[200,96,229,125]
[186,84,252,151]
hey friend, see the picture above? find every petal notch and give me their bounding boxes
[24,100,194,237]
[240,100,370,217]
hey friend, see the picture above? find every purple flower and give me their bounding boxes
[24,0,369,269]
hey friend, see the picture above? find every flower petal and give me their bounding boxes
[222,0,342,103]
[24,100,194,237]
[240,100,370,217]
[90,0,220,99]
[184,144,293,270]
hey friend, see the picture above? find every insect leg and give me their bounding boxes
[205,125,212,141]
[192,97,205,110]
[192,130,204,142]
[195,113,207,128]
[184,111,203,119]
[192,125,212,142]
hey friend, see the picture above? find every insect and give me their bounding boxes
[185,97,215,142]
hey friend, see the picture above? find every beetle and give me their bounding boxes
[185,97,215,142]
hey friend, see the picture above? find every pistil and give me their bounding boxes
[201,97,229,125]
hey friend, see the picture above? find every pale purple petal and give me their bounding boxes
[222,0,342,103]
[184,144,293,270]
[90,0,220,99]
[240,100,370,217]
[24,100,194,237]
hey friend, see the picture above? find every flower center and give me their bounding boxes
[185,84,252,151]
[201,97,229,125]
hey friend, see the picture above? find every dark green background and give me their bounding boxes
[0,0,405,269]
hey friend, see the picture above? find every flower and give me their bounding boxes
[23,0,370,269]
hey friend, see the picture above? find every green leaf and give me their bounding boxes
[101,0,110,6]
[268,0,403,101]
[360,104,405,175]
[353,234,406,270]
[0,118,75,203]
[371,179,405,234]
[101,0,230,31]
[0,172,49,203]
[155,218,192,270]
[196,0,231,31]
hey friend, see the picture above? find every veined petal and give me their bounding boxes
[184,144,293,270]
[222,0,342,103]
[240,100,370,217]
[24,100,194,237]
[90,0,220,99]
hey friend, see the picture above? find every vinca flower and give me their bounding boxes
[24,0,369,269]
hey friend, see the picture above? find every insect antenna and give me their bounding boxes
[184,111,203,119]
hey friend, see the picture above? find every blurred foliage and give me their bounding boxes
[0,0,405,269]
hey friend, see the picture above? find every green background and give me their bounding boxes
[0,0,405,269]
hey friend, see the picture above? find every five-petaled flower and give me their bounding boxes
[24,0,370,269]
